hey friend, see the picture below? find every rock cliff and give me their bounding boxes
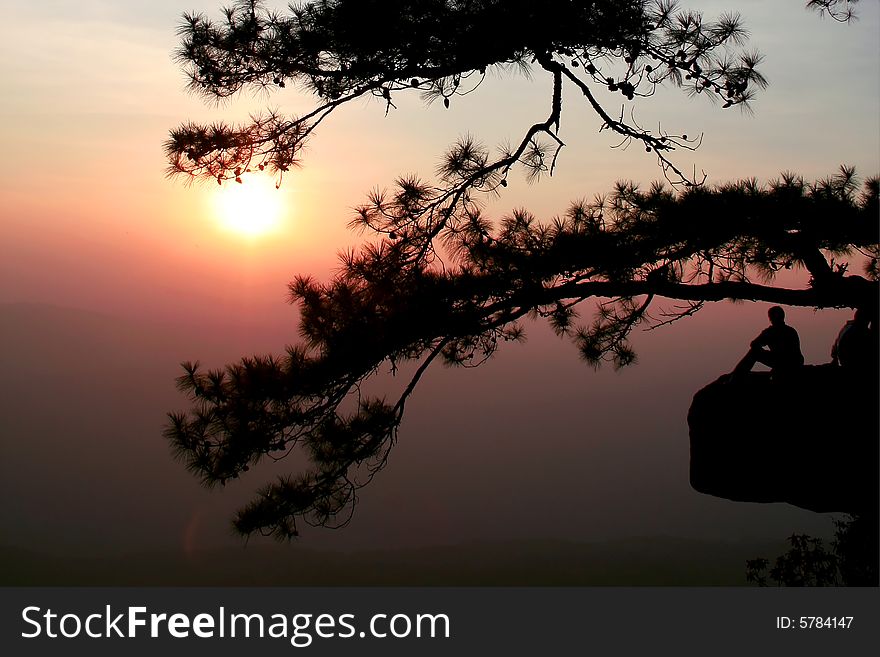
[688,364,878,513]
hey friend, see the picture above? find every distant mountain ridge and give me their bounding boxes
[0,536,785,586]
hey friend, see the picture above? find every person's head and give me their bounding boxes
[853,308,868,325]
[768,306,785,326]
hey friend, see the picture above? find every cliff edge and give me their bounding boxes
[688,364,878,513]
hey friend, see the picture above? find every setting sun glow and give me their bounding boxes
[213,175,285,237]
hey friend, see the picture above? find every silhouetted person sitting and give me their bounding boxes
[831,308,871,370]
[732,306,804,378]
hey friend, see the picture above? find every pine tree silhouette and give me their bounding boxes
[164,0,877,539]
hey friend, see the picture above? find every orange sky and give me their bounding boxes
[1,1,878,327]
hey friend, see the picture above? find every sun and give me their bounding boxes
[213,175,285,237]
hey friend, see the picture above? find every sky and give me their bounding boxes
[0,1,878,573]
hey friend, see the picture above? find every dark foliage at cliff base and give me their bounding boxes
[746,514,878,586]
